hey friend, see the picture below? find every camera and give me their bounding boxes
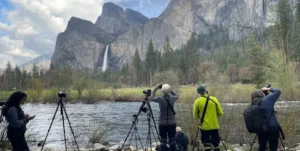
[143,89,151,97]
[58,92,67,98]
[262,84,271,96]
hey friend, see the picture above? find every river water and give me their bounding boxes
[16,101,300,150]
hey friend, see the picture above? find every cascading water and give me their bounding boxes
[102,45,109,72]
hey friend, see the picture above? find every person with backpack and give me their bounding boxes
[175,127,189,151]
[151,84,178,151]
[1,91,35,151]
[250,87,282,151]
[193,85,224,151]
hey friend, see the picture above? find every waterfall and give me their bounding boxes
[102,45,109,72]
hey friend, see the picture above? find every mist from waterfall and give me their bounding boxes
[102,45,109,72]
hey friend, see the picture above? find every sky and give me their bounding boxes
[0,0,169,69]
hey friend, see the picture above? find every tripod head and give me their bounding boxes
[58,92,67,98]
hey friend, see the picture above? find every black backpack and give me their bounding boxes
[243,100,272,133]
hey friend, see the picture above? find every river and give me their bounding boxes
[14,101,300,150]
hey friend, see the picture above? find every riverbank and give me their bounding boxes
[24,142,300,151]
[0,83,299,103]
[1,102,300,151]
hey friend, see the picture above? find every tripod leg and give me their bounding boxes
[219,135,227,151]
[135,126,145,150]
[128,126,136,147]
[41,103,60,151]
[147,102,160,140]
[121,116,140,150]
[279,135,286,151]
[148,113,152,151]
[61,103,80,151]
[193,124,200,151]
[250,134,257,151]
[135,131,138,151]
[151,125,158,145]
[61,104,67,151]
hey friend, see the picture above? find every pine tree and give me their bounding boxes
[14,66,22,90]
[32,63,39,79]
[276,0,292,63]
[156,50,162,72]
[246,34,267,88]
[133,48,143,85]
[162,36,173,71]
[185,34,199,69]
[5,61,14,90]
[145,40,157,71]
[21,68,28,89]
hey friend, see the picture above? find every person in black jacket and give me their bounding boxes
[175,127,189,151]
[1,91,35,151]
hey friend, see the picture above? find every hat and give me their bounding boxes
[197,85,206,95]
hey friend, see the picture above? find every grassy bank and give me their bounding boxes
[0,83,299,103]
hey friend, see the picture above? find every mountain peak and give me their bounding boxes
[95,3,148,35]
[102,2,124,13]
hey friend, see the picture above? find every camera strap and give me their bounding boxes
[200,96,210,127]
[164,96,176,115]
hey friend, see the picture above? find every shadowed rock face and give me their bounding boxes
[51,17,116,70]
[95,2,149,36]
[51,2,149,70]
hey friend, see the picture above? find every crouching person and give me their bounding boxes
[152,84,178,151]
[175,127,189,151]
[193,85,224,151]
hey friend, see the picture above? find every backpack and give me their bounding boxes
[243,100,272,133]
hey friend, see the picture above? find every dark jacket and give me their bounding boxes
[260,88,281,131]
[175,132,189,151]
[6,107,28,133]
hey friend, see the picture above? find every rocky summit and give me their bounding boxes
[51,0,296,70]
[95,2,149,36]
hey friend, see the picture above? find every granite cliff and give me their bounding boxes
[51,0,296,70]
[51,3,148,70]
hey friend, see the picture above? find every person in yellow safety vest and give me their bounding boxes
[193,85,224,151]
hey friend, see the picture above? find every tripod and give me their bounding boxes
[193,123,227,151]
[249,130,286,151]
[121,94,160,151]
[41,96,80,151]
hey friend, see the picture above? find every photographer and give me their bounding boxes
[1,91,35,151]
[151,84,178,151]
[251,87,282,151]
[193,85,223,151]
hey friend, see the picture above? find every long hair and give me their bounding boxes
[1,91,27,117]
[251,90,264,105]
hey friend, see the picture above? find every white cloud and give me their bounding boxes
[0,0,106,68]
[0,36,39,68]
[0,0,168,69]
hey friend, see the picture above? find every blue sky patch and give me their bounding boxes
[0,0,12,24]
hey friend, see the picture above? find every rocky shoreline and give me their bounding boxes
[16,141,300,151]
